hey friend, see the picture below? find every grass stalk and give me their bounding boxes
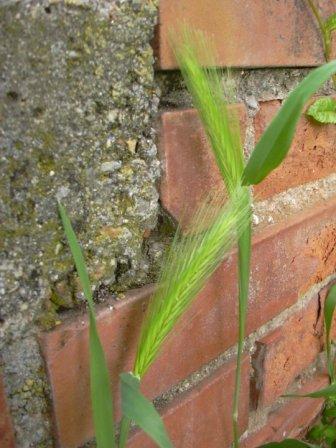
[306,0,336,87]
[307,0,329,58]
[233,220,251,447]
[172,29,251,447]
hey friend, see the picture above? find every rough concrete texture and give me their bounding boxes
[0,0,159,337]
[0,0,158,446]
[2,338,52,447]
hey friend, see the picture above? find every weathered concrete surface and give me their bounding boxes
[0,1,159,446]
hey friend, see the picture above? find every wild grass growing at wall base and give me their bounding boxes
[58,26,336,448]
[59,202,173,448]
[172,29,251,445]
[172,27,336,448]
[120,187,251,445]
[59,186,250,447]
[134,188,250,378]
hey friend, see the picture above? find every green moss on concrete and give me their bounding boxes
[0,1,159,446]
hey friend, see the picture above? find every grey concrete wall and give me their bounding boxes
[0,1,159,446]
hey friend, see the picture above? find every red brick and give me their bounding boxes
[40,286,153,448]
[40,199,336,447]
[159,106,247,228]
[252,297,323,408]
[241,374,328,448]
[254,98,336,200]
[154,1,334,70]
[159,102,336,224]
[128,355,250,448]
[0,371,15,448]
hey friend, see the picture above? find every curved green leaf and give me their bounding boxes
[242,60,336,186]
[307,97,336,123]
[58,203,115,448]
[324,406,336,418]
[324,284,336,381]
[120,372,173,448]
[260,439,318,447]
[285,382,336,399]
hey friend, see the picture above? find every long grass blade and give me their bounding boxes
[260,440,319,448]
[242,60,336,186]
[134,188,250,378]
[285,383,336,399]
[324,285,336,382]
[58,202,115,448]
[120,373,172,448]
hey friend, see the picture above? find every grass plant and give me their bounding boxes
[306,0,336,123]
[59,187,250,447]
[58,25,336,448]
[172,28,336,448]
[173,31,251,444]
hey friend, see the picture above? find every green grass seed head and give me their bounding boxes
[134,187,250,378]
[172,27,244,194]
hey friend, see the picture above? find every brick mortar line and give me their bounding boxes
[156,68,334,112]
[252,173,336,231]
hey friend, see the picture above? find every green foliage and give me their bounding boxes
[242,60,336,185]
[307,1,334,61]
[134,188,250,377]
[286,383,336,399]
[120,373,172,448]
[307,97,336,124]
[308,397,336,447]
[58,203,115,448]
[306,2,336,122]
[305,284,336,447]
[287,283,336,447]
[309,422,336,447]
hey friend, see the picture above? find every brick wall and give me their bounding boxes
[2,1,336,447]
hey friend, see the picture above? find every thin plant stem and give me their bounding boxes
[118,189,250,447]
[118,416,131,448]
[307,0,329,55]
[232,194,251,448]
[306,1,336,104]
